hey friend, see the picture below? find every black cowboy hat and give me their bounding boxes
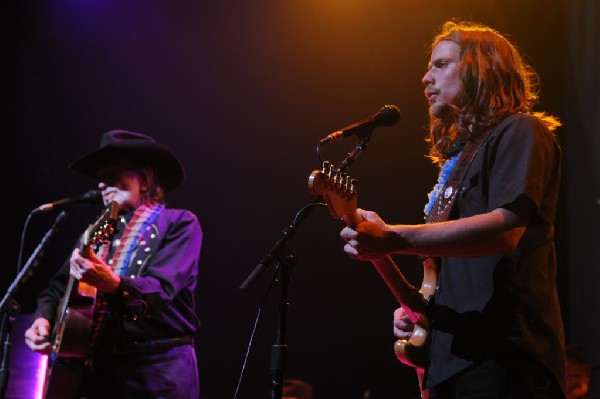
[69,130,184,192]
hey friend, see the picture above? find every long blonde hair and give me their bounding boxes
[426,20,561,165]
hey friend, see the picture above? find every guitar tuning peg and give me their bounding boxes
[323,161,334,180]
[350,178,358,194]
[339,173,348,190]
[321,162,330,180]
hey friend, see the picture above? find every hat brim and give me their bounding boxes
[69,141,184,192]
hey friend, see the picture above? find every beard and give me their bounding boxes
[429,100,455,119]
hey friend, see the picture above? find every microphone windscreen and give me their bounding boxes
[377,105,401,126]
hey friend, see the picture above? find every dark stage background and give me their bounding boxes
[5,1,599,398]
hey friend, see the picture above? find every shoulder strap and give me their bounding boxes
[426,130,492,223]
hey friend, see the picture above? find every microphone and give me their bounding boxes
[319,104,401,145]
[33,189,103,213]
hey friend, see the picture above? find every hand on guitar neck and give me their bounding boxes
[340,208,400,262]
[70,246,120,295]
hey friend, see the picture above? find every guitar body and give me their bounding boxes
[43,202,119,399]
[308,164,435,399]
[44,280,97,399]
[392,256,437,369]
[42,356,86,399]
[52,281,97,357]
[393,317,430,368]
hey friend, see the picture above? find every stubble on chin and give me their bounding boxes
[430,101,453,119]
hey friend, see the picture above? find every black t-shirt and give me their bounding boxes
[425,113,566,394]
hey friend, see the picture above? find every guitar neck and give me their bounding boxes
[77,244,98,298]
[370,256,427,320]
[307,164,431,391]
[57,276,76,321]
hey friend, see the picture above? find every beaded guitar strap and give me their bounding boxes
[426,130,492,224]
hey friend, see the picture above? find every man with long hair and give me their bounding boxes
[340,20,566,398]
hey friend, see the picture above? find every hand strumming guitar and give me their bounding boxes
[24,318,53,355]
[393,307,415,341]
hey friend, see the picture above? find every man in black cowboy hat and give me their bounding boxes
[24,130,202,399]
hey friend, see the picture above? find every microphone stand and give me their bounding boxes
[0,211,67,398]
[268,244,295,399]
[239,133,373,399]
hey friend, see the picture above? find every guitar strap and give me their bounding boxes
[426,129,493,224]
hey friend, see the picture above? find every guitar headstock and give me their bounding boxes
[308,161,358,219]
[82,201,120,249]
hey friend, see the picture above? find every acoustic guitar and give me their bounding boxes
[43,201,119,399]
[308,161,435,399]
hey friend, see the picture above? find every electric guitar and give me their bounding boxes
[308,161,436,399]
[43,201,119,399]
